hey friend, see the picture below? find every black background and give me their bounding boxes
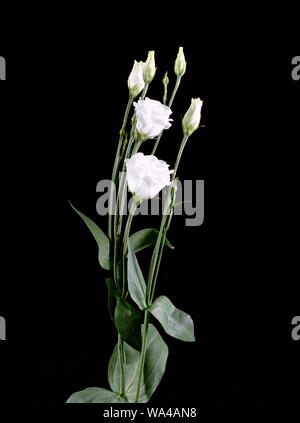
[0,5,299,419]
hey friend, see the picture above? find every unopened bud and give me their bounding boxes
[174,46,186,77]
[143,51,156,84]
[128,60,145,98]
[182,98,203,136]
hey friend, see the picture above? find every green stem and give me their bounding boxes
[135,310,149,402]
[108,96,133,241]
[151,76,182,155]
[121,201,137,297]
[117,333,125,397]
[150,230,167,303]
[141,83,149,100]
[173,134,189,177]
[116,138,142,237]
[168,75,181,108]
[146,212,168,302]
[148,134,190,302]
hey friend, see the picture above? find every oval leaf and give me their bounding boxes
[126,323,169,403]
[149,295,195,342]
[66,387,127,403]
[130,228,174,253]
[69,201,111,270]
[127,239,147,310]
[114,300,142,350]
[108,341,140,395]
[108,324,168,403]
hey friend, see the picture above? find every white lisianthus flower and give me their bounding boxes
[128,60,145,98]
[125,152,173,201]
[143,50,156,83]
[134,97,173,140]
[174,46,186,77]
[182,98,203,136]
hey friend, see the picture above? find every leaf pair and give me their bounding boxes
[108,324,168,403]
[127,239,195,343]
[66,324,169,403]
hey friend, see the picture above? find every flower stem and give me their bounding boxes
[117,333,126,397]
[151,75,182,156]
[173,134,189,177]
[135,310,149,402]
[121,200,137,297]
[168,75,181,108]
[141,83,149,100]
[108,96,133,241]
[148,134,190,302]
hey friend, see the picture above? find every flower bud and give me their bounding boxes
[182,98,203,136]
[143,50,156,84]
[162,71,169,86]
[174,46,186,77]
[128,60,145,98]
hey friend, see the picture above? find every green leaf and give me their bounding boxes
[114,300,142,350]
[108,341,140,395]
[127,239,147,310]
[149,296,195,342]
[66,387,127,403]
[105,278,118,320]
[108,324,168,403]
[69,201,111,270]
[130,228,174,253]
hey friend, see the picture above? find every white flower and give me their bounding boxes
[143,50,156,83]
[125,152,173,200]
[174,46,186,77]
[134,97,173,140]
[182,98,203,135]
[128,61,145,98]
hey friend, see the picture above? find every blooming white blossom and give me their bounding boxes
[174,46,186,77]
[125,152,173,200]
[182,98,203,135]
[134,97,173,140]
[128,61,145,98]
[143,50,156,83]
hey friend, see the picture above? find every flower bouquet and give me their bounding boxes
[66,47,203,403]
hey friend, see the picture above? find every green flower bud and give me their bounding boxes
[174,46,186,77]
[128,60,145,98]
[182,98,203,136]
[143,50,156,84]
